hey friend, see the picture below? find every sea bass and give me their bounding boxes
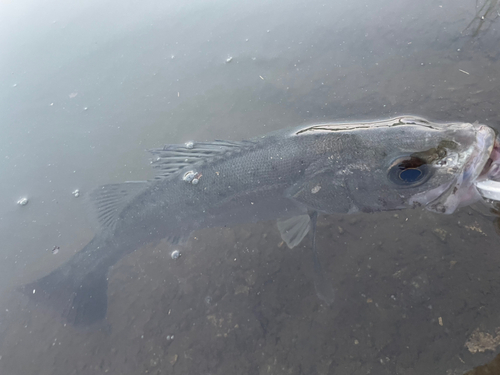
[24,116,500,325]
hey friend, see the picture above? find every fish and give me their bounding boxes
[22,116,500,325]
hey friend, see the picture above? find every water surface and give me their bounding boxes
[1,0,500,373]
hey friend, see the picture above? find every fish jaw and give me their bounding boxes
[479,136,500,181]
[473,137,500,201]
[412,123,496,214]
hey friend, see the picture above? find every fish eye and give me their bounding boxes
[388,156,430,186]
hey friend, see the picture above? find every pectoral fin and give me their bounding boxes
[277,214,311,248]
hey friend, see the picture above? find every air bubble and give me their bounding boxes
[171,250,181,260]
[72,189,80,197]
[17,197,28,206]
[183,170,202,185]
[185,141,194,149]
[183,171,196,182]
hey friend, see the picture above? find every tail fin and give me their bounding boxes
[20,236,111,326]
[21,268,109,326]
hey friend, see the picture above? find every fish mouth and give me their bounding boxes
[478,137,500,181]
[421,124,496,214]
[474,137,500,202]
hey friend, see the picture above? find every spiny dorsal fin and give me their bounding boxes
[149,140,256,179]
[89,181,148,232]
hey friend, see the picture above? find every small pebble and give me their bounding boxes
[171,250,181,260]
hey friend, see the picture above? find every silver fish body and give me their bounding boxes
[24,116,499,325]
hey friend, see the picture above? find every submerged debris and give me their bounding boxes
[464,352,500,374]
[466,328,500,353]
[432,228,448,242]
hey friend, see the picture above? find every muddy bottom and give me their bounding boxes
[2,207,500,375]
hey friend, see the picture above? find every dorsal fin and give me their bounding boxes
[149,140,256,179]
[89,181,148,232]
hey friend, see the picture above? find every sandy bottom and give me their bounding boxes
[1,206,500,375]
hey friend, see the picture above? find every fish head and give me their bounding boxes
[288,117,498,216]
[386,118,498,214]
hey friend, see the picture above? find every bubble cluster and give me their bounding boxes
[183,171,202,185]
[183,171,196,182]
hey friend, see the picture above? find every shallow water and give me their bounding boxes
[1,0,500,373]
